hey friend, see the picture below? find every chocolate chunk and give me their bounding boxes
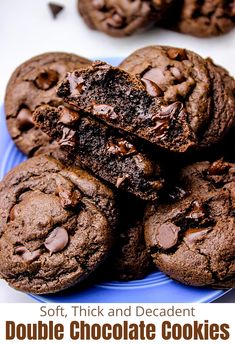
[143,68,166,89]
[17,108,34,131]
[15,246,41,262]
[93,104,118,121]
[48,2,64,18]
[186,201,206,221]
[107,139,136,156]
[116,175,129,188]
[157,223,181,250]
[166,48,187,61]
[59,127,76,147]
[58,106,80,125]
[208,159,230,176]
[34,69,59,90]
[141,78,163,96]
[184,228,210,244]
[45,227,69,253]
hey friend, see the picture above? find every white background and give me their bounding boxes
[0,0,235,302]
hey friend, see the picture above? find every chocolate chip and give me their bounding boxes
[170,67,184,82]
[34,69,59,90]
[93,104,118,120]
[157,223,181,250]
[208,159,230,175]
[92,0,105,10]
[59,127,76,147]
[17,108,34,131]
[107,138,136,156]
[186,201,206,221]
[45,227,69,254]
[58,107,80,126]
[143,68,165,89]
[167,48,187,61]
[184,228,209,244]
[106,13,124,28]
[141,78,163,97]
[116,175,129,188]
[68,75,85,96]
[15,246,41,262]
[160,101,183,118]
[58,188,82,209]
[48,2,64,19]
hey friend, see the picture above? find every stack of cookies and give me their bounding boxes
[0,46,235,295]
[77,0,235,38]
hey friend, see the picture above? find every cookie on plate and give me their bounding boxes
[172,0,235,37]
[4,52,91,156]
[120,46,235,149]
[33,105,165,201]
[145,159,235,288]
[0,155,117,294]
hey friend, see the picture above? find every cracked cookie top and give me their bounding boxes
[144,159,235,288]
[0,155,117,294]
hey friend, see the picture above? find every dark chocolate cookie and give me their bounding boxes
[78,0,161,37]
[173,0,235,37]
[120,46,235,149]
[145,159,235,288]
[4,52,91,156]
[105,196,153,280]
[33,105,165,201]
[56,61,196,153]
[0,155,117,294]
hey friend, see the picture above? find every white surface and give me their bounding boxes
[0,0,234,303]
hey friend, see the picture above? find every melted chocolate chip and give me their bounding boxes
[45,227,69,253]
[58,106,80,125]
[59,127,76,147]
[160,101,183,118]
[17,108,34,131]
[93,104,118,120]
[15,246,41,262]
[167,48,187,61]
[143,68,165,89]
[34,69,59,90]
[107,138,136,156]
[186,201,206,221]
[184,228,209,244]
[68,74,85,96]
[157,223,181,250]
[208,159,230,175]
[141,78,163,97]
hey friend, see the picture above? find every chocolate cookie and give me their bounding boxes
[172,0,235,37]
[78,0,158,37]
[106,196,153,280]
[33,105,165,201]
[4,52,91,156]
[145,159,235,288]
[56,61,196,153]
[0,155,117,294]
[120,46,235,149]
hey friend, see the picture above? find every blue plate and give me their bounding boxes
[0,57,230,303]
